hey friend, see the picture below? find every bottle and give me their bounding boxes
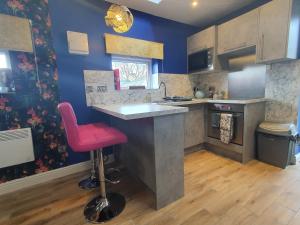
[208,86,215,99]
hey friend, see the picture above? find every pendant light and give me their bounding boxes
[105,4,134,33]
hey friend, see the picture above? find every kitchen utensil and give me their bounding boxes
[194,87,205,99]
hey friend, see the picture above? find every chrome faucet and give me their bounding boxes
[159,81,167,98]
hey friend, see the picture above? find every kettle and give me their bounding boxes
[194,87,205,99]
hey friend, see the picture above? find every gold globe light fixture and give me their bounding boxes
[105,4,134,33]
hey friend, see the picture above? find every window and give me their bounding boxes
[0,51,11,70]
[112,56,153,89]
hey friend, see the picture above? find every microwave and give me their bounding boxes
[188,48,214,74]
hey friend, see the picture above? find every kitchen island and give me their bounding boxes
[93,103,188,210]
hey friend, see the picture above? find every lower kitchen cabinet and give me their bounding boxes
[205,102,266,163]
[184,105,205,149]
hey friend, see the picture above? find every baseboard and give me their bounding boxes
[205,142,243,163]
[0,160,91,196]
[184,144,205,155]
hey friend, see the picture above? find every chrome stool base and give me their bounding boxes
[84,193,126,223]
[79,176,99,190]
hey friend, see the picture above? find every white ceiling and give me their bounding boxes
[106,0,263,27]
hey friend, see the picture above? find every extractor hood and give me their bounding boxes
[228,54,256,71]
[218,45,257,71]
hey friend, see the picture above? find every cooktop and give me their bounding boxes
[163,96,193,102]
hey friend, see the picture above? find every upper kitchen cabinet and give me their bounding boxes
[187,26,216,55]
[217,9,259,55]
[256,0,300,63]
[187,26,221,74]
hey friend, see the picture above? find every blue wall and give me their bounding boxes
[48,0,197,163]
[48,0,197,122]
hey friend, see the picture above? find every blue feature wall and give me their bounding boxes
[48,0,198,164]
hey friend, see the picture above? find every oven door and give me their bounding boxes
[207,111,221,139]
[207,110,244,146]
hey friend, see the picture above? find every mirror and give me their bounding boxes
[0,13,37,96]
[0,14,33,52]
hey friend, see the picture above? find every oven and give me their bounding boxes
[207,103,244,146]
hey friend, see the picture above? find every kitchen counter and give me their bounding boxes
[207,98,269,104]
[92,98,267,209]
[93,103,188,120]
[156,98,269,106]
[93,102,187,210]
[156,97,268,163]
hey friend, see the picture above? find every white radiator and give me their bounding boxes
[0,128,35,169]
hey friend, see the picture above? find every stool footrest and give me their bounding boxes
[105,168,122,184]
[79,176,99,189]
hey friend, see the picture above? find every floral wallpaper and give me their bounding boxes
[0,0,68,183]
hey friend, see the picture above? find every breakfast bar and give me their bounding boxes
[93,103,189,210]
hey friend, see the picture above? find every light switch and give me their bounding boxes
[67,31,89,55]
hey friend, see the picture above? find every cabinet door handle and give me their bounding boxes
[233,114,243,118]
[261,34,264,60]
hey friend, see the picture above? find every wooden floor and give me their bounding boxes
[2,151,300,225]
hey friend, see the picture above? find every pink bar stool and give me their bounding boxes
[58,102,127,223]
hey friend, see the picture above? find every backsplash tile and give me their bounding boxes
[194,60,300,124]
[86,89,163,105]
[83,71,195,106]
[265,60,300,123]
[158,73,195,97]
[193,71,229,97]
[84,70,115,94]
[83,62,300,125]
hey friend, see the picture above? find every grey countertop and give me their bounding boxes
[93,103,189,120]
[156,98,269,106]
[92,98,268,120]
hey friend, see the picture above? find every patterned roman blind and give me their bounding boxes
[104,33,164,60]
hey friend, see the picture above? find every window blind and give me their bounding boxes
[104,33,164,60]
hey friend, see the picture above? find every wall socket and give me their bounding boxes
[97,85,107,93]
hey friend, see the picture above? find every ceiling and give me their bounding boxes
[105,0,265,27]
